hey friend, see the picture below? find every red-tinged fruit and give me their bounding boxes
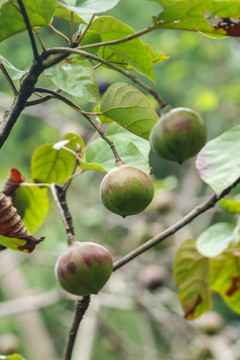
[150,107,207,163]
[100,164,154,217]
[55,241,113,296]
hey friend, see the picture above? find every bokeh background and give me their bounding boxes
[1,0,240,359]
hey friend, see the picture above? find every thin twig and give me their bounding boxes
[70,12,74,44]
[77,13,96,44]
[113,177,240,271]
[27,87,100,115]
[33,28,47,51]
[20,182,51,188]
[17,0,39,61]
[43,47,167,109]
[50,25,70,43]
[63,296,91,360]
[0,63,17,96]
[26,95,52,106]
[50,183,74,242]
[79,25,155,50]
[62,146,81,193]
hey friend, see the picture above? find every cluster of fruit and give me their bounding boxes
[55,107,207,296]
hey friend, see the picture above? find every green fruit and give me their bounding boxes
[55,241,113,296]
[100,164,154,217]
[150,107,207,163]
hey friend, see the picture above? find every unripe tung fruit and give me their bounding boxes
[150,107,207,163]
[100,164,154,217]
[55,241,113,296]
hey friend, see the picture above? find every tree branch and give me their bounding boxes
[17,0,39,62]
[0,61,44,149]
[63,296,91,360]
[43,47,167,109]
[79,25,155,50]
[113,177,240,271]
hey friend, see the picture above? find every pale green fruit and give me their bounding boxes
[150,107,207,163]
[100,164,154,217]
[55,241,113,296]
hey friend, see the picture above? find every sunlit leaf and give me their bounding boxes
[61,133,85,152]
[107,122,150,159]
[196,222,239,258]
[6,353,26,360]
[90,16,156,81]
[218,196,240,213]
[144,43,169,64]
[80,31,102,54]
[196,126,240,194]
[94,105,113,123]
[100,82,159,140]
[0,56,28,80]
[54,0,120,21]
[14,184,49,233]
[173,238,211,319]
[0,0,56,42]
[210,252,240,314]
[53,140,70,150]
[31,143,75,184]
[44,57,99,102]
[152,0,240,38]
[0,234,28,252]
[54,5,87,24]
[84,135,151,173]
[0,0,9,8]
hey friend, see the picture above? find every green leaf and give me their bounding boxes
[196,126,240,194]
[6,354,26,360]
[218,196,240,213]
[84,135,151,173]
[44,57,99,102]
[61,133,85,151]
[93,105,113,123]
[196,222,237,258]
[152,0,240,38]
[144,42,169,65]
[107,122,150,159]
[0,0,56,43]
[55,0,120,21]
[100,82,159,140]
[173,238,211,319]
[31,143,76,184]
[54,5,87,24]
[210,253,240,314]
[80,30,102,54]
[0,235,28,252]
[0,0,9,8]
[90,16,156,81]
[0,56,28,80]
[13,184,49,233]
